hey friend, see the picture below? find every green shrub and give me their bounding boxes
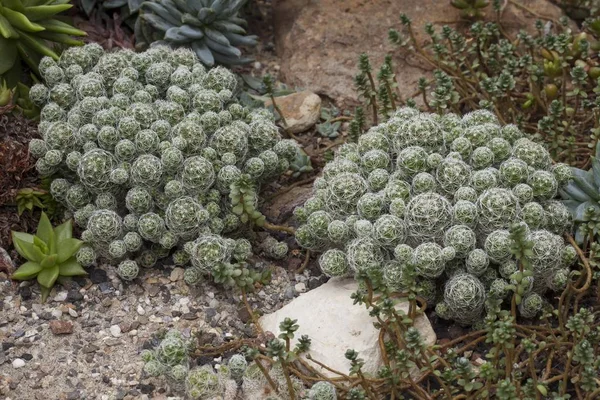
[295,108,576,324]
[29,43,297,285]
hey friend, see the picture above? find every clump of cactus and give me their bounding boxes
[295,108,577,324]
[29,43,298,285]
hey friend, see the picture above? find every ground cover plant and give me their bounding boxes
[25,43,297,294]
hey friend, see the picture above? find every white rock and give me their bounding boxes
[12,358,25,368]
[109,325,122,337]
[137,305,146,316]
[259,278,436,377]
[51,309,62,319]
[54,291,68,302]
[265,91,322,134]
[68,308,78,318]
[294,282,307,293]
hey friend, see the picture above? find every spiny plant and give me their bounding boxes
[358,12,600,167]
[294,108,576,325]
[0,0,87,87]
[28,43,297,288]
[135,0,258,67]
[11,212,86,301]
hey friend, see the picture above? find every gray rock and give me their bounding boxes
[265,91,322,133]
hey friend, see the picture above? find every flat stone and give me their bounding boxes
[169,268,185,282]
[0,247,14,274]
[260,278,436,377]
[265,91,321,133]
[110,325,122,337]
[49,320,73,335]
[294,282,307,293]
[12,358,25,369]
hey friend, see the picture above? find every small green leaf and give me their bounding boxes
[40,285,51,303]
[57,238,83,263]
[37,264,59,288]
[12,235,44,262]
[536,385,547,396]
[36,212,54,245]
[53,219,73,243]
[11,261,42,280]
[12,231,34,252]
[40,254,58,269]
[58,258,87,276]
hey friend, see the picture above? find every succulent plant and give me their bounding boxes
[29,44,296,287]
[136,0,257,67]
[0,0,87,87]
[11,212,86,301]
[561,143,600,243]
[296,108,576,324]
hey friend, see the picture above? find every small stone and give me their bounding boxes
[89,268,108,284]
[67,290,83,302]
[169,267,185,282]
[182,312,198,320]
[49,320,73,335]
[53,291,68,302]
[82,344,99,353]
[51,309,63,318]
[137,305,146,315]
[110,325,122,337]
[294,282,307,293]
[284,286,296,299]
[66,391,80,400]
[264,91,322,133]
[205,308,217,319]
[68,308,78,318]
[21,353,33,361]
[12,358,25,368]
[237,306,251,324]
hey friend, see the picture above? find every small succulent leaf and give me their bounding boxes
[177,24,205,39]
[206,37,241,57]
[592,157,600,187]
[38,19,87,36]
[11,261,42,280]
[2,7,46,32]
[40,254,58,269]
[40,285,51,303]
[164,27,192,43]
[575,201,595,221]
[210,0,226,13]
[23,4,72,21]
[0,37,17,74]
[571,174,600,201]
[141,2,180,25]
[560,183,592,202]
[192,40,215,66]
[0,14,19,39]
[212,51,252,65]
[188,0,203,12]
[18,31,59,60]
[17,203,25,216]
[13,235,44,262]
[212,20,245,34]
[58,258,87,276]
[204,27,230,46]
[197,7,215,23]
[57,238,84,263]
[104,0,128,8]
[36,212,54,246]
[128,0,144,12]
[37,264,59,288]
[54,219,73,243]
[33,235,48,254]
[172,0,193,13]
[142,13,174,32]
[3,0,26,12]
[222,31,257,47]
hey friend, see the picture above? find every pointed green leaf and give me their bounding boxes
[11,261,42,280]
[0,37,17,74]
[40,254,58,269]
[33,235,48,254]
[54,219,73,243]
[40,285,51,303]
[36,212,54,246]
[58,258,87,276]
[12,234,44,262]
[37,264,59,289]
[57,238,83,263]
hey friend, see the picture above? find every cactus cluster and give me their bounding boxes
[295,108,577,324]
[29,44,297,283]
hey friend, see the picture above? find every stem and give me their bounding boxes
[255,358,280,394]
[241,288,264,336]
[262,221,296,235]
[270,93,289,130]
[294,250,311,274]
[281,362,297,400]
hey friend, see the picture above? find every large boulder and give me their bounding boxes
[273,0,567,106]
[259,278,436,377]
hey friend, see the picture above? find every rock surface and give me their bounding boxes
[259,278,436,377]
[265,91,322,133]
[273,0,568,106]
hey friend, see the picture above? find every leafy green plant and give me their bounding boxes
[15,188,48,215]
[358,12,600,167]
[11,212,86,302]
[450,0,490,19]
[136,0,258,67]
[0,0,87,87]
[316,106,342,139]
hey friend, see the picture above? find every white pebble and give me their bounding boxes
[54,291,68,302]
[12,358,25,368]
[51,309,63,318]
[110,325,122,337]
[68,308,78,318]
[294,282,307,293]
[137,305,146,316]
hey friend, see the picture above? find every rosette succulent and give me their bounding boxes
[296,108,575,324]
[0,0,87,86]
[11,212,86,301]
[30,44,298,286]
[136,0,257,67]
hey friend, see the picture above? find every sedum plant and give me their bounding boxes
[136,0,258,67]
[28,43,297,286]
[0,0,87,87]
[295,108,576,324]
[11,212,85,301]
